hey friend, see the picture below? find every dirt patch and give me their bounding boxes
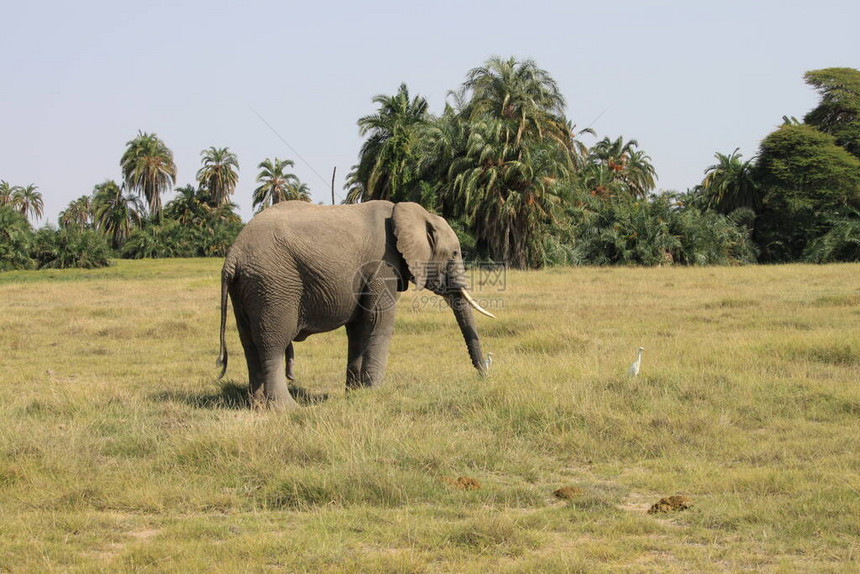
[553,486,584,500]
[92,528,161,561]
[127,528,160,540]
[442,476,481,490]
[647,495,693,515]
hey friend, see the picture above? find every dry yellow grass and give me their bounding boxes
[0,259,858,571]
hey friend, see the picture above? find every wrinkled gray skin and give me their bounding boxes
[217,200,488,410]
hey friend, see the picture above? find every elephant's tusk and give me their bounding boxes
[460,288,496,319]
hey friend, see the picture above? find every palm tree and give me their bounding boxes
[586,137,656,198]
[346,83,429,203]
[585,137,657,198]
[450,118,569,268]
[196,147,239,207]
[252,158,309,212]
[622,149,657,198]
[58,195,94,229]
[412,104,470,215]
[447,57,573,267]
[0,180,14,207]
[589,136,637,166]
[92,180,143,249]
[290,181,312,201]
[0,206,34,271]
[11,184,44,223]
[564,121,596,172]
[459,56,569,148]
[580,162,628,198]
[120,131,177,221]
[165,184,210,225]
[695,149,761,213]
[208,201,242,226]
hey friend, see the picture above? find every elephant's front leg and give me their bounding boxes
[345,303,398,389]
[360,311,396,387]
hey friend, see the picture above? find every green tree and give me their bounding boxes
[165,184,211,225]
[120,131,177,221]
[587,137,656,198]
[197,147,240,206]
[122,221,182,259]
[410,104,470,215]
[450,119,570,268]
[564,121,596,172]
[448,57,574,268]
[755,124,860,261]
[252,158,308,212]
[0,206,34,270]
[345,83,429,203]
[11,184,44,223]
[93,180,143,250]
[458,56,568,148]
[804,67,860,158]
[0,180,14,207]
[289,181,312,202]
[162,184,242,257]
[803,208,860,262]
[693,149,761,213]
[58,195,94,229]
[579,162,627,199]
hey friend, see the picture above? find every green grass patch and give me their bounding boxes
[0,261,858,571]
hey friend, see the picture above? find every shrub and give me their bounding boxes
[554,194,756,266]
[122,219,242,259]
[31,227,112,269]
[0,206,34,271]
[803,213,860,262]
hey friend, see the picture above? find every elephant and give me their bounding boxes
[217,200,495,410]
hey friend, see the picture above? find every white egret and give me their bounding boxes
[484,352,494,372]
[628,347,644,377]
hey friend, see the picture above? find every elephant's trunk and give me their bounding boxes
[447,291,488,376]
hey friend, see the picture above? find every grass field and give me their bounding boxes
[1,259,858,572]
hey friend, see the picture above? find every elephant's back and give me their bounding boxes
[227,200,393,302]
[237,201,392,254]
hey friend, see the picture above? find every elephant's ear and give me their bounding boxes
[393,202,436,290]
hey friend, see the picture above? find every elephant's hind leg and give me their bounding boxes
[345,321,367,389]
[286,342,296,381]
[241,307,299,411]
[234,307,266,404]
[259,355,298,411]
[254,321,299,410]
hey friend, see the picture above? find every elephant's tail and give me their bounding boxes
[216,264,232,379]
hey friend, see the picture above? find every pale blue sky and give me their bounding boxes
[1,0,857,223]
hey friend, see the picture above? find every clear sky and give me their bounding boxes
[1,0,857,224]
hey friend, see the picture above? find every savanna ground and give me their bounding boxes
[0,259,858,572]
